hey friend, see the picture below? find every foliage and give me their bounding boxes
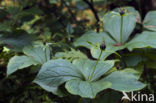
[0,0,156,103]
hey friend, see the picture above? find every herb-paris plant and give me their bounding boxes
[7,44,145,99]
[7,43,50,76]
[74,7,156,60]
[6,6,150,100]
[33,55,145,98]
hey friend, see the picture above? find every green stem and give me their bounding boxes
[120,15,123,44]
[89,50,103,81]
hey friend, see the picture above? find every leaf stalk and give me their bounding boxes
[89,49,103,81]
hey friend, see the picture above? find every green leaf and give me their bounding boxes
[73,59,115,81]
[101,70,146,92]
[126,31,156,51]
[143,11,156,31]
[7,44,51,75]
[33,59,82,95]
[65,79,111,98]
[34,59,115,98]
[120,68,141,79]
[23,44,50,64]
[73,31,106,49]
[103,11,136,43]
[7,56,38,76]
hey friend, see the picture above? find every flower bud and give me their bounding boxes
[120,10,125,16]
[100,43,106,50]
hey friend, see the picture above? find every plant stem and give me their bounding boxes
[89,50,103,81]
[120,15,123,44]
[83,0,100,32]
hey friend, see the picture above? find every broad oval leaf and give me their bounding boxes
[103,11,136,44]
[7,56,38,76]
[73,59,115,81]
[33,59,82,94]
[65,79,111,98]
[101,70,146,92]
[126,31,156,51]
[23,44,50,64]
[7,44,51,76]
[143,11,156,31]
[73,31,106,49]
